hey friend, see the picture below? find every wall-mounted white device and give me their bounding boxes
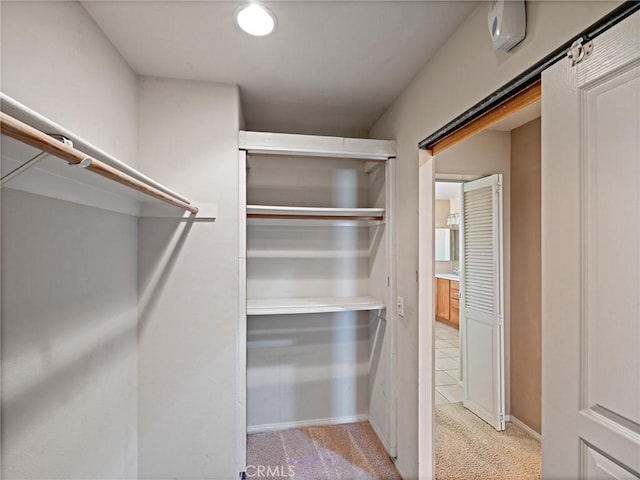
[488,0,526,52]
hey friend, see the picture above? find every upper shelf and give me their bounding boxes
[247,205,384,223]
[1,93,213,218]
[239,131,396,161]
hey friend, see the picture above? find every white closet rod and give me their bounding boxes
[0,111,198,214]
[0,93,190,204]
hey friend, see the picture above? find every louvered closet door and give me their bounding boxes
[461,174,505,431]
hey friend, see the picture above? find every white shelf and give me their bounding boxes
[1,93,211,218]
[247,205,384,222]
[247,249,369,259]
[247,296,386,315]
[239,131,395,161]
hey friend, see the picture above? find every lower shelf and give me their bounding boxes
[247,296,386,315]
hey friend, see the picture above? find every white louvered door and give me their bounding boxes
[460,174,505,431]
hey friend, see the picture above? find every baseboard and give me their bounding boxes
[509,415,542,441]
[368,416,396,457]
[247,414,369,434]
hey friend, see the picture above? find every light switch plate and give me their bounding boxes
[397,297,405,317]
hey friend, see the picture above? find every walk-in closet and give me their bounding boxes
[238,132,398,474]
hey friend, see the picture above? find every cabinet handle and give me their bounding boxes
[455,292,461,298]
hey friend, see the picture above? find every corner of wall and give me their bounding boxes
[136,74,241,479]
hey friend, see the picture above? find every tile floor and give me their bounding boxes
[435,321,463,404]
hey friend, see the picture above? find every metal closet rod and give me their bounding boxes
[0,112,198,215]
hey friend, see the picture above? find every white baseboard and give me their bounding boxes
[509,415,542,441]
[368,416,396,458]
[247,414,369,434]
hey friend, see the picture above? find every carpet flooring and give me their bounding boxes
[247,422,401,479]
[435,403,541,479]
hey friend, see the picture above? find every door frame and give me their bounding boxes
[417,149,436,479]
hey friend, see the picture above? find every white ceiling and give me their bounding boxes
[82,1,476,137]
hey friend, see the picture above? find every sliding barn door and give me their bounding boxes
[542,12,640,478]
[461,174,505,431]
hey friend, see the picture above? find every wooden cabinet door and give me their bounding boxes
[435,278,450,322]
[449,281,460,328]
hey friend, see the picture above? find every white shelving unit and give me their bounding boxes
[238,131,398,464]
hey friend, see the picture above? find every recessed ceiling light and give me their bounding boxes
[235,3,277,37]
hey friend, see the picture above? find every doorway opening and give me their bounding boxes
[434,181,463,405]
[428,102,543,479]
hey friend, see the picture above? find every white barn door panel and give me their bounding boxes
[542,12,640,479]
[461,174,505,431]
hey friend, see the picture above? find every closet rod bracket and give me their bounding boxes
[50,134,73,148]
[1,134,73,186]
[77,157,93,168]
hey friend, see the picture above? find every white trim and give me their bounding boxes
[510,416,542,442]
[239,130,395,161]
[237,151,247,475]
[435,173,481,182]
[247,414,369,434]
[418,150,436,479]
[386,157,398,458]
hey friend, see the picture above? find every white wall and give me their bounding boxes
[0,1,138,167]
[1,190,138,479]
[247,312,370,430]
[369,2,621,477]
[1,2,139,478]
[137,77,240,479]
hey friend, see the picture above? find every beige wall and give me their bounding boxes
[510,117,542,434]
[369,2,620,477]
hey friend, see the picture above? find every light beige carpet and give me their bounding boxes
[436,404,541,479]
[247,422,401,479]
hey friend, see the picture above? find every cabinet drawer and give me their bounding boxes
[450,297,459,310]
